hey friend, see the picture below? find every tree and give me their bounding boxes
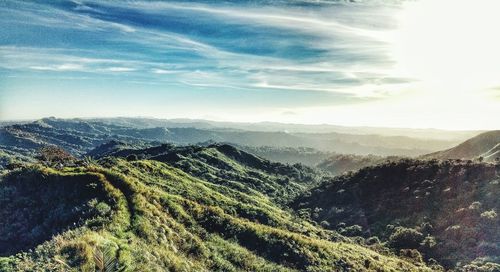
[36,146,75,166]
[126,154,138,161]
[389,227,424,250]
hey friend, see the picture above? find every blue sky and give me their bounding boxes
[1,0,500,129]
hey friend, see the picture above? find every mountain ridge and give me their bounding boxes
[424,130,500,162]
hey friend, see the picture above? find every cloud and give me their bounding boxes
[29,64,84,71]
[152,69,176,74]
[0,0,409,99]
[104,67,136,72]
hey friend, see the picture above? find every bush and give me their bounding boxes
[420,235,437,249]
[339,225,363,237]
[481,210,498,220]
[399,249,424,264]
[469,201,482,210]
[389,227,424,250]
[366,236,381,245]
[36,146,75,166]
[461,261,500,272]
[126,154,138,162]
[319,220,330,228]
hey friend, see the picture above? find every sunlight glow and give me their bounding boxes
[394,0,500,92]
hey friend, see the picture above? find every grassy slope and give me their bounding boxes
[95,143,323,204]
[0,159,431,272]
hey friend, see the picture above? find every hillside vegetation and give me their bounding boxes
[292,159,500,270]
[0,154,433,271]
[237,146,333,167]
[317,154,401,176]
[90,142,323,204]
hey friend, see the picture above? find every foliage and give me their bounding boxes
[317,153,401,176]
[389,227,424,250]
[238,145,333,167]
[292,159,500,269]
[36,146,75,167]
[93,143,325,204]
[0,155,432,271]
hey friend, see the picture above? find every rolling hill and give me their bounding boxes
[1,118,498,271]
[0,118,462,163]
[89,142,323,204]
[316,154,401,176]
[235,146,334,167]
[0,145,434,272]
[424,131,500,162]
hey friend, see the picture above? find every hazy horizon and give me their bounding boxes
[2,0,500,130]
[0,115,490,132]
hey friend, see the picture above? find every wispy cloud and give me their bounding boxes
[104,67,136,72]
[152,69,177,74]
[29,64,84,72]
[0,0,409,99]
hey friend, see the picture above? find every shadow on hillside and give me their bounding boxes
[0,168,110,256]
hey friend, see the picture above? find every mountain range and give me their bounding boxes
[0,117,499,271]
[0,117,478,160]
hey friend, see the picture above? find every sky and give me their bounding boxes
[1,0,500,130]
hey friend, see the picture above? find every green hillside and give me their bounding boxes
[0,149,433,271]
[90,143,322,204]
[292,159,500,271]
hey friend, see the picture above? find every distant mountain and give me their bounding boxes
[317,154,401,176]
[223,146,401,175]
[292,159,500,270]
[0,118,162,156]
[0,118,463,162]
[88,117,481,141]
[236,146,333,166]
[424,131,500,162]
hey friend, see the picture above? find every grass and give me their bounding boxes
[0,158,434,271]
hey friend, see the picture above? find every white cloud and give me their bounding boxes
[152,69,176,74]
[104,67,136,72]
[29,63,84,71]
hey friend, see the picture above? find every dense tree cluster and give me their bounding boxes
[292,159,500,270]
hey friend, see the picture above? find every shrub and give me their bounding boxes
[319,220,330,228]
[126,154,138,162]
[461,261,500,272]
[36,146,75,166]
[420,235,437,249]
[420,222,433,234]
[399,249,424,264]
[339,225,363,237]
[366,236,381,245]
[389,227,424,250]
[469,201,482,210]
[481,210,498,220]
